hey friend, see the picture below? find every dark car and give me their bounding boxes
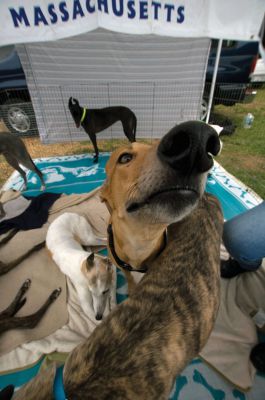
[201,40,259,120]
[0,45,37,135]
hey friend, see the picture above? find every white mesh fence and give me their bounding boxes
[16,29,210,143]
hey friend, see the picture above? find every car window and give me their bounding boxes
[223,40,236,48]
[0,45,15,61]
[211,40,237,49]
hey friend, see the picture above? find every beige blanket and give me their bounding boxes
[0,190,263,391]
[0,188,110,357]
[201,248,265,390]
[0,274,117,372]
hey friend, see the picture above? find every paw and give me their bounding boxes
[50,287,62,301]
[21,279,31,293]
[0,203,6,218]
[93,156,99,163]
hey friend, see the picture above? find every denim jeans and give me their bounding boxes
[223,201,265,270]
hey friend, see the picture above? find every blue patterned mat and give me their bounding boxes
[3,153,261,220]
[1,153,265,399]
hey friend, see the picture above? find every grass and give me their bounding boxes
[0,88,265,199]
[216,86,265,199]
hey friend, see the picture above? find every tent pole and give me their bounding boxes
[206,39,223,123]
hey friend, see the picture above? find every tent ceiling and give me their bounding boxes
[0,0,264,47]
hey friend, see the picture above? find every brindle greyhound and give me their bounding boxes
[68,97,137,163]
[8,121,223,400]
[0,131,45,190]
[0,279,61,336]
[101,121,222,292]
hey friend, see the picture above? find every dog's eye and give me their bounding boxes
[102,289,109,295]
[118,153,133,164]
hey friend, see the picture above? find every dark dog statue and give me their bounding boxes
[68,97,137,163]
[0,132,45,190]
[0,279,61,336]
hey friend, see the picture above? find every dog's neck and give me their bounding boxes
[109,216,167,269]
[80,107,87,124]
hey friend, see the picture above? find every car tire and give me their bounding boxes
[1,98,37,135]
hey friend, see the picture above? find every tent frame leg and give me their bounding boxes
[206,39,223,124]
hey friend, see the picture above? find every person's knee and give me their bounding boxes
[223,223,261,268]
[223,221,246,254]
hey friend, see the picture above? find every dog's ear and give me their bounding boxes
[86,253,95,270]
[100,181,113,214]
[68,97,79,108]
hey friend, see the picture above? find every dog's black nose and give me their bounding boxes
[95,314,102,321]
[157,121,220,173]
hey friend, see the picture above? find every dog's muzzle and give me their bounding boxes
[125,121,220,223]
[126,186,198,213]
[157,121,221,173]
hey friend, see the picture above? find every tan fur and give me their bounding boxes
[13,364,56,399]
[101,142,169,291]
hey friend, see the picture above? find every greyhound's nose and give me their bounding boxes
[95,314,102,321]
[157,121,220,173]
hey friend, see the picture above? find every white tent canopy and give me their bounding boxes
[0,0,264,46]
[1,0,264,142]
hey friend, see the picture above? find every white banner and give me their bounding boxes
[0,0,264,46]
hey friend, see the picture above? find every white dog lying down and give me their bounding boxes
[46,212,113,321]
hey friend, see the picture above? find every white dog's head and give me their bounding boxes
[82,253,113,320]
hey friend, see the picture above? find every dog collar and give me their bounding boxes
[107,224,167,274]
[53,365,67,400]
[80,108,87,124]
